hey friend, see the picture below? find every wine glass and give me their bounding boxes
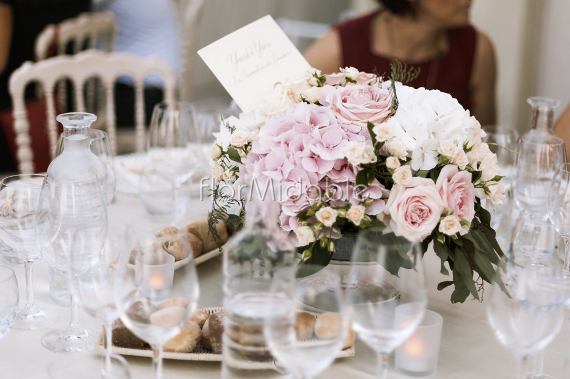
[87,129,116,204]
[115,228,200,379]
[0,174,50,329]
[486,257,567,379]
[346,229,427,379]
[264,265,348,379]
[0,265,19,338]
[549,164,570,270]
[36,176,108,352]
[51,232,131,379]
[513,136,566,219]
[146,101,200,220]
[484,130,518,226]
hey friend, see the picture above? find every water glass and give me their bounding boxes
[264,266,348,379]
[0,174,49,329]
[346,229,427,379]
[486,258,567,379]
[87,129,116,204]
[36,176,108,353]
[65,233,131,378]
[0,266,18,338]
[514,136,566,217]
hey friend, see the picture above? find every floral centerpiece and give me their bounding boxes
[209,64,505,303]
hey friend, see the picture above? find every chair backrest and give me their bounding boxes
[35,11,116,61]
[9,50,176,174]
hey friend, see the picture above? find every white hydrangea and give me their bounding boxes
[340,66,360,81]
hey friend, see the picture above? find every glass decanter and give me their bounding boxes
[522,97,561,141]
[48,113,107,185]
[45,112,108,306]
[222,197,297,377]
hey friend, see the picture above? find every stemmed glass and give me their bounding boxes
[145,102,199,221]
[513,136,566,219]
[346,229,427,379]
[0,174,50,329]
[115,229,200,379]
[264,265,348,379]
[36,176,108,352]
[48,233,132,379]
[486,257,567,379]
[549,163,570,270]
[0,265,19,338]
[87,129,116,204]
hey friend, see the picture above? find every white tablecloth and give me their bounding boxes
[1,193,568,379]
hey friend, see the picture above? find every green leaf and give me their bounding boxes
[454,249,479,300]
[227,147,242,163]
[437,281,454,291]
[356,170,369,186]
[367,122,378,146]
[450,283,470,303]
[472,252,496,282]
[478,207,492,226]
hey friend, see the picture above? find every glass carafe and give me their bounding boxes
[49,112,107,185]
[46,112,108,305]
[222,197,296,377]
[522,97,561,141]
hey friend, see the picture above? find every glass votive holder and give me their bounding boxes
[395,309,443,376]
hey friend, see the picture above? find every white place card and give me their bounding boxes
[198,15,312,113]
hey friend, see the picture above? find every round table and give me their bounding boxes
[0,193,567,379]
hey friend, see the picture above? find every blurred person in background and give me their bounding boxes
[305,0,497,127]
[0,0,91,172]
[96,0,181,128]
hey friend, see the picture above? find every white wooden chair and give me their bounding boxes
[35,11,116,60]
[8,50,176,174]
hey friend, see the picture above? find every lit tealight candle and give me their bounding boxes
[137,249,175,299]
[395,310,443,376]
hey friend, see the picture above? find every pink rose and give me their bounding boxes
[435,165,475,222]
[327,84,393,124]
[385,177,444,241]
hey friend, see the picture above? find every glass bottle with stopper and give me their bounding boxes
[222,192,297,377]
[48,112,107,185]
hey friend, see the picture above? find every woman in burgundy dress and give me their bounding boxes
[305,0,497,127]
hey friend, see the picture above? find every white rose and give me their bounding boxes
[437,139,459,158]
[345,141,377,166]
[392,165,412,184]
[295,226,316,246]
[386,156,401,170]
[439,215,462,236]
[386,140,408,160]
[346,205,366,226]
[480,154,500,181]
[487,182,506,206]
[452,150,469,170]
[211,144,222,160]
[230,131,252,148]
[372,123,392,142]
[315,207,338,227]
[212,162,224,181]
[340,66,360,80]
